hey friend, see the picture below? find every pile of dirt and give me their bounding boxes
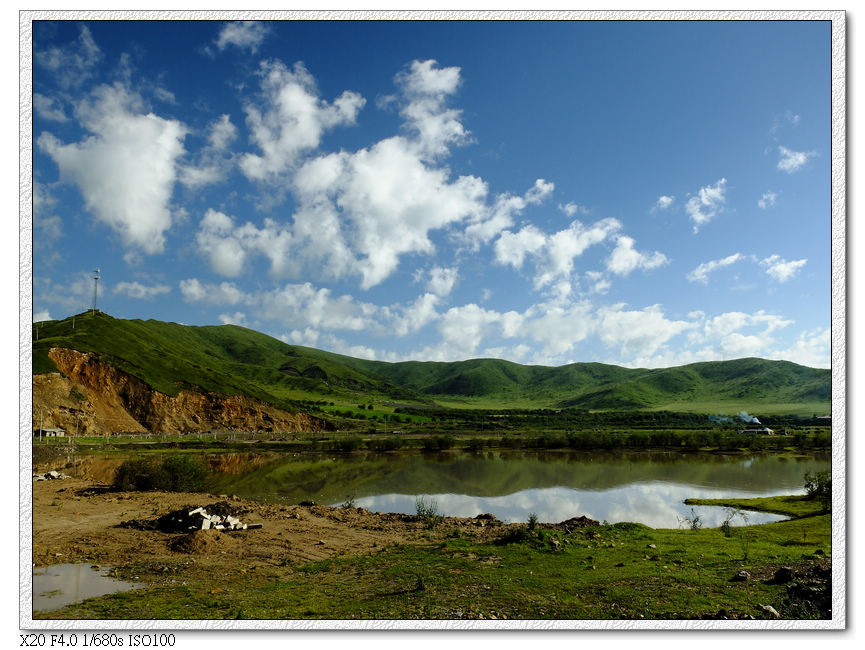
[555,515,600,530]
[168,530,240,554]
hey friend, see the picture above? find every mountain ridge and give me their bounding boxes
[32,311,830,415]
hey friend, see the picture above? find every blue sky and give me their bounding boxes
[31,19,832,369]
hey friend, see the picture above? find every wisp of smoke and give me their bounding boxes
[737,411,760,424]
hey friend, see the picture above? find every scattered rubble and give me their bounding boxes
[33,470,71,481]
[758,604,781,619]
[776,560,832,618]
[121,503,262,533]
[769,566,795,584]
[156,505,263,533]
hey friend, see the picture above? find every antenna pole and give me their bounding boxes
[92,268,101,312]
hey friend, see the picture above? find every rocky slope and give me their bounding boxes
[32,348,329,436]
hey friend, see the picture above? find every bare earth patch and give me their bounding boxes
[32,478,566,576]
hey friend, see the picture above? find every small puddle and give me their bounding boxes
[33,564,144,613]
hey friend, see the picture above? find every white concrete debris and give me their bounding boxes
[167,506,263,532]
[33,470,71,481]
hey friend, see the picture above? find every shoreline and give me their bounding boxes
[30,477,832,620]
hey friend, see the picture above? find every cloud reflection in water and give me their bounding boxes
[349,482,789,528]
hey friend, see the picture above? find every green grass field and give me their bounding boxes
[38,494,831,621]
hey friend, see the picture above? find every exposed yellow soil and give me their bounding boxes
[33,348,328,436]
[31,478,525,575]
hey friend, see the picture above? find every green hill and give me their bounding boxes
[32,311,420,412]
[32,311,830,415]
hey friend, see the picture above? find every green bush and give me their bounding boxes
[112,458,164,492]
[336,436,363,452]
[804,470,831,510]
[678,507,703,531]
[421,435,454,451]
[160,454,208,491]
[366,436,405,451]
[415,495,440,519]
[112,455,207,492]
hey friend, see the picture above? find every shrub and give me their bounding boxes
[366,436,405,451]
[678,507,703,531]
[496,527,534,545]
[336,436,363,452]
[160,454,208,491]
[719,508,748,537]
[527,512,539,532]
[112,455,207,492]
[112,458,163,491]
[804,470,831,510]
[421,435,454,451]
[415,495,440,519]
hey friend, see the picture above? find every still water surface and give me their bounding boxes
[189,449,828,528]
[33,564,143,613]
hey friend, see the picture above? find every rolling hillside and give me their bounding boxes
[32,311,830,415]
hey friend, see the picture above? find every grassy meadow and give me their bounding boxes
[38,494,831,621]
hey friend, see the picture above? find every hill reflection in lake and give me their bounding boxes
[197,449,827,528]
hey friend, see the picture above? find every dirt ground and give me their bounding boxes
[30,477,539,578]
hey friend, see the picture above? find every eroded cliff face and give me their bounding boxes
[32,348,330,436]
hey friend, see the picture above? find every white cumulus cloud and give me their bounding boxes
[777,146,816,173]
[426,266,459,297]
[38,83,187,255]
[758,190,777,209]
[497,218,622,292]
[214,21,269,53]
[218,312,248,326]
[760,254,808,282]
[685,178,727,233]
[195,208,296,278]
[179,278,250,305]
[686,252,745,284]
[654,195,674,211]
[494,225,548,269]
[113,281,171,300]
[596,304,694,359]
[34,93,68,122]
[239,60,365,184]
[772,328,830,368]
[463,179,553,248]
[180,114,237,188]
[36,24,101,88]
[606,235,669,277]
[395,59,469,159]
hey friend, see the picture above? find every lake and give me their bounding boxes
[144,448,833,529]
[67,449,828,529]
